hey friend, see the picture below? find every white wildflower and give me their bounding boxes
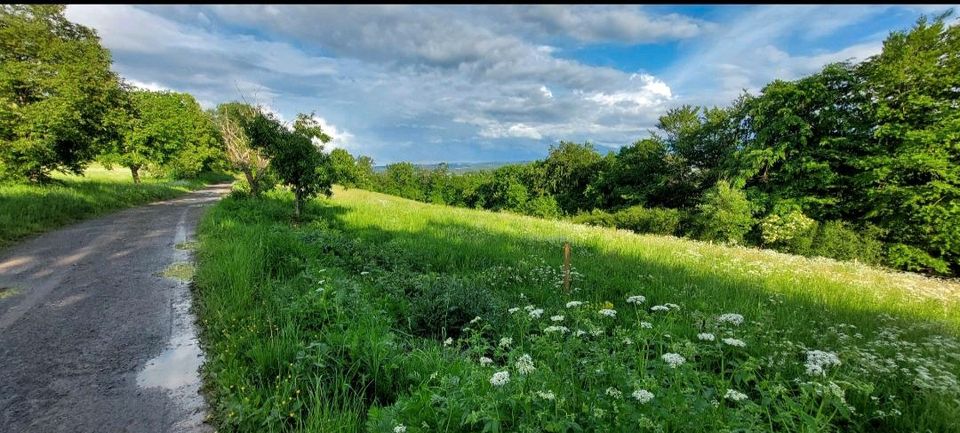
[479,356,493,366]
[550,315,564,322]
[529,308,544,319]
[490,370,510,386]
[664,303,680,310]
[498,337,512,348]
[724,389,749,402]
[650,305,670,312]
[575,329,588,337]
[469,316,482,324]
[626,295,646,305]
[640,321,653,329]
[443,337,453,347]
[805,350,841,376]
[697,333,716,341]
[623,337,633,345]
[632,389,654,403]
[662,353,686,368]
[508,307,520,314]
[524,305,536,312]
[718,313,744,326]
[535,390,556,400]
[515,354,536,375]
[394,425,406,433]
[605,387,623,399]
[599,309,617,317]
[723,338,746,347]
[589,327,604,337]
[565,301,584,308]
[544,325,569,334]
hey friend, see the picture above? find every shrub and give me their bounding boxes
[886,243,950,275]
[571,209,616,228]
[810,220,884,265]
[612,206,682,236]
[760,209,818,255]
[694,180,754,244]
[522,195,561,219]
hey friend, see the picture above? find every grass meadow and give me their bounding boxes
[0,165,230,247]
[193,187,960,432]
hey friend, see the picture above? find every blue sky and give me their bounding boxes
[65,5,956,164]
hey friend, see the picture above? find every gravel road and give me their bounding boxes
[0,183,231,433]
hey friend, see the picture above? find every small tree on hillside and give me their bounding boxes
[695,179,755,244]
[214,102,270,196]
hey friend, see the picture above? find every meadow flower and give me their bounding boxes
[535,390,556,400]
[724,389,749,402]
[443,337,453,346]
[651,305,670,312]
[723,338,746,347]
[524,305,536,312]
[394,425,406,433]
[698,333,716,341]
[626,295,646,305]
[605,387,623,399]
[544,325,569,334]
[469,316,482,324]
[550,315,564,322]
[632,389,654,403]
[529,308,545,319]
[479,356,493,366]
[499,337,512,348]
[599,309,617,317]
[589,327,604,337]
[575,329,587,337]
[718,313,745,326]
[565,301,584,308]
[508,307,520,314]
[516,354,536,375]
[662,353,686,368]
[805,350,841,376]
[640,321,653,329]
[664,303,680,310]
[623,337,633,345]
[490,371,510,386]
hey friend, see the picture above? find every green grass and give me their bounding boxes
[0,165,232,247]
[194,187,960,433]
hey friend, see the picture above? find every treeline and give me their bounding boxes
[0,5,335,217]
[330,13,960,276]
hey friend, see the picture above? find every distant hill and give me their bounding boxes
[372,161,531,173]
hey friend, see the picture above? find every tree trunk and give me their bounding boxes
[243,169,258,197]
[294,191,302,220]
[130,165,141,184]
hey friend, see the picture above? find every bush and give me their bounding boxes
[612,206,682,236]
[886,243,950,275]
[694,180,754,244]
[810,220,884,265]
[571,209,616,228]
[760,209,818,255]
[522,195,561,219]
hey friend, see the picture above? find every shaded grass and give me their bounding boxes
[193,187,960,433]
[0,165,232,248]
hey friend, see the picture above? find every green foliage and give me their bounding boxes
[213,101,271,196]
[886,243,950,274]
[0,5,123,182]
[612,206,683,236]
[541,141,604,213]
[329,148,373,189]
[522,195,561,219]
[695,180,755,244]
[810,221,885,265]
[571,209,617,228]
[759,206,818,254]
[407,274,503,339]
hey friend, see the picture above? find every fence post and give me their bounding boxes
[563,241,571,294]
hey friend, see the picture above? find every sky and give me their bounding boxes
[65,5,957,164]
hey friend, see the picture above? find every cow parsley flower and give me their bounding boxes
[664,303,680,310]
[535,390,556,400]
[490,371,510,386]
[723,338,746,347]
[565,301,584,308]
[626,295,646,305]
[651,305,670,312]
[508,307,520,314]
[662,353,686,368]
[516,354,536,375]
[640,321,653,329]
[697,333,716,341]
[605,387,623,399]
[550,315,564,322]
[718,313,744,326]
[544,325,569,334]
[805,350,841,376]
[524,305,536,312]
[479,356,493,366]
[529,308,544,319]
[443,337,453,347]
[469,316,482,324]
[498,337,512,348]
[394,425,406,433]
[724,389,748,402]
[632,389,654,403]
[599,309,617,317]
[575,329,587,337]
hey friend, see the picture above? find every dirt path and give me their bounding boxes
[0,183,231,433]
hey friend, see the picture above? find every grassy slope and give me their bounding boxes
[0,165,229,248]
[194,187,960,433]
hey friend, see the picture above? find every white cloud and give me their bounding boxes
[127,79,168,92]
[479,122,544,140]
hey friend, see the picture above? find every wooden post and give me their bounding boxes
[563,242,571,294]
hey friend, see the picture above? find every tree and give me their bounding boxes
[101,88,220,183]
[540,141,604,214]
[694,180,755,244]
[248,110,333,219]
[0,4,123,181]
[214,102,270,196]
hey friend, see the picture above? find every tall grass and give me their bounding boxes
[193,187,960,432]
[0,165,231,247]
